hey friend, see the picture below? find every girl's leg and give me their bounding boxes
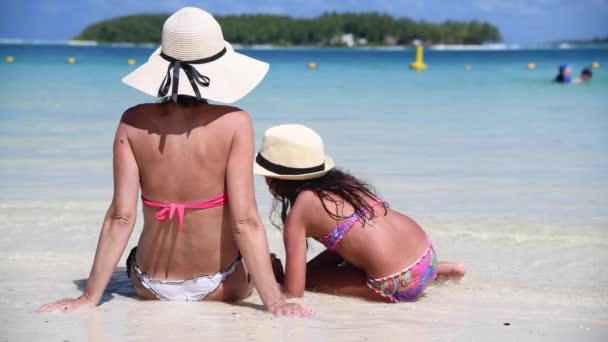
[436,261,466,280]
[305,250,391,302]
[270,253,285,284]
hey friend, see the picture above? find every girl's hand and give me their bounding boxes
[268,299,312,318]
[36,294,97,313]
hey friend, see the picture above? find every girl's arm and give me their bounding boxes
[38,119,139,313]
[282,198,309,298]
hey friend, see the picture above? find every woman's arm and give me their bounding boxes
[38,120,140,313]
[225,111,310,318]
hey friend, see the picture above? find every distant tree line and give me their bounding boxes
[561,36,608,45]
[75,12,501,45]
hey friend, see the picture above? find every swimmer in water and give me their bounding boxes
[573,68,593,84]
[554,64,572,83]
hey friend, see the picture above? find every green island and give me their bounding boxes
[74,12,501,46]
[559,36,608,46]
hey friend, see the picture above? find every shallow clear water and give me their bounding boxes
[0,44,607,235]
[1,44,608,342]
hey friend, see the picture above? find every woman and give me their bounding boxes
[38,7,310,317]
[255,124,465,302]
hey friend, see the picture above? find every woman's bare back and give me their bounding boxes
[121,102,245,281]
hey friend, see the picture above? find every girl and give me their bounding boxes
[255,124,465,302]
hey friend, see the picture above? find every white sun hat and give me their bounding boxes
[122,7,269,103]
[254,124,335,180]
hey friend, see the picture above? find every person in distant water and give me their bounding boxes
[573,68,593,84]
[37,7,311,318]
[554,64,572,83]
[256,124,466,303]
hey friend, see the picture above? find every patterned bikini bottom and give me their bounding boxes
[366,238,437,302]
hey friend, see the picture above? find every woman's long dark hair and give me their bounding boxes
[268,168,388,229]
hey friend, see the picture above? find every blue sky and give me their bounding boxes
[1,0,607,44]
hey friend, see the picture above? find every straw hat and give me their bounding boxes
[254,124,335,180]
[122,7,269,103]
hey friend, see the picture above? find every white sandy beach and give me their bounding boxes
[1,196,607,341]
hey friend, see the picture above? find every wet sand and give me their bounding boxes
[1,199,607,341]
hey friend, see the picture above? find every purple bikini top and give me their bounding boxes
[317,199,383,251]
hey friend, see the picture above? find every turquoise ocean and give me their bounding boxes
[1,44,606,234]
[1,44,608,340]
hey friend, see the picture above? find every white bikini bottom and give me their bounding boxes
[130,252,241,301]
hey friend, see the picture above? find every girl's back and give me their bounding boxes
[295,191,429,279]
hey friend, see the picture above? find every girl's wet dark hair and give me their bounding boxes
[160,95,208,107]
[267,168,388,229]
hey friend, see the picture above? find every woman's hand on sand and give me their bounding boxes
[268,299,312,318]
[36,294,97,313]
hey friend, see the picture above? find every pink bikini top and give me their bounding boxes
[141,193,226,232]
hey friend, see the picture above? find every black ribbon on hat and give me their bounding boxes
[158,47,227,102]
[256,153,325,176]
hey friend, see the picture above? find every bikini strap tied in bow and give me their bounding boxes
[157,47,227,102]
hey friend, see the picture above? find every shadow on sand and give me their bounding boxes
[73,267,268,313]
[73,267,137,304]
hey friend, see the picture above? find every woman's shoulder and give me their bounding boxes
[119,103,162,122]
[119,103,250,125]
[121,102,246,113]
[209,106,255,133]
[207,104,244,114]
[214,106,252,122]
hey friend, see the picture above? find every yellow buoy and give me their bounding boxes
[409,45,427,71]
[128,58,136,66]
[307,62,317,70]
[464,65,472,71]
[528,63,536,70]
[67,57,77,64]
[5,56,15,63]
[591,61,600,69]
